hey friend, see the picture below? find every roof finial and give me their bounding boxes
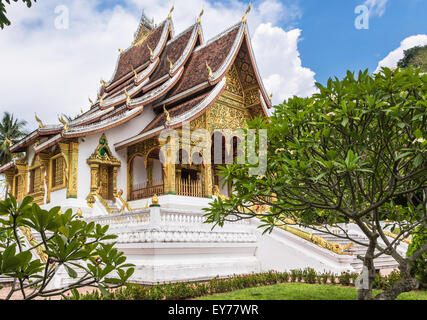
[35,113,44,129]
[100,79,107,87]
[89,97,94,107]
[58,116,69,131]
[167,55,174,70]
[168,5,174,20]
[163,105,171,123]
[125,89,131,105]
[242,1,251,23]
[147,44,154,58]
[269,92,273,101]
[5,137,13,147]
[132,66,138,80]
[81,108,84,114]
[205,61,213,78]
[118,48,124,55]
[197,8,204,24]
[98,93,104,105]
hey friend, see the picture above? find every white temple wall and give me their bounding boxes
[77,106,157,202]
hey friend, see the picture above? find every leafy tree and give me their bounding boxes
[0,0,36,29]
[204,67,427,300]
[0,194,134,300]
[0,112,27,165]
[406,226,427,288]
[397,45,427,73]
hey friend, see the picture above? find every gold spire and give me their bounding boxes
[147,44,154,58]
[242,2,251,23]
[89,97,94,107]
[58,117,69,131]
[205,61,213,78]
[35,113,44,129]
[118,48,124,55]
[76,208,83,217]
[197,8,204,24]
[98,93,104,105]
[100,79,107,87]
[163,105,171,122]
[168,5,175,19]
[132,66,138,80]
[5,137,13,147]
[167,55,174,70]
[125,89,131,105]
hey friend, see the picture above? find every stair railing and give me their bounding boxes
[95,188,113,214]
[115,189,132,213]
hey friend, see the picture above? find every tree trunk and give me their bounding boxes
[357,236,378,300]
[374,262,419,300]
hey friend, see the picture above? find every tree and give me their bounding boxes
[0,194,134,300]
[397,45,427,73]
[0,0,36,29]
[0,112,27,165]
[204,67,427,300]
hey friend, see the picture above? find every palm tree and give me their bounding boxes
[0,112,28,165]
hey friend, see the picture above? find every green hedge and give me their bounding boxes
[67,268,404,300]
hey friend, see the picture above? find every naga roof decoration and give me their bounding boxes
[5,8,273,161]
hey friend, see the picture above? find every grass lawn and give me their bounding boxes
[197,283,427,300]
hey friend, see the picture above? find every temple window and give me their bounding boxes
[29,166,42,194]
[51,154,66,190]
[14,175,24,201]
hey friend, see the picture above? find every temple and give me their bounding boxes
[0,7,402,284]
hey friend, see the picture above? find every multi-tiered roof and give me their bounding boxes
[5,6,272,159]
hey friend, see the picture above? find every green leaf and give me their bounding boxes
[98,284,110,298]
[65,265,78,278]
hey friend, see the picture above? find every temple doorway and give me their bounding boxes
[99,164,114,200]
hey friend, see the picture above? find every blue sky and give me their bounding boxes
[0,0,426,127]
[296,0,427,84]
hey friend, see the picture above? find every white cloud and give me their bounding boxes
[253,24,317,103]
[364,0,389,17]
[0,0,316,130]
[375,34,427,72]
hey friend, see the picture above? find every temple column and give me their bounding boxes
[112,166,118,196]
[203,163,213,198]
[67,142,79,199]
[87,163,99,207]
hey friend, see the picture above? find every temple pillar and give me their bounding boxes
[67,142,79,199]
[203,163,213,198]
[112,166,118,196]
[87,163,99,207]
[163,138,177,195]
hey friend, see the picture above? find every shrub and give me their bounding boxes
[338,272,351,286]
[303,268,317,284]
[386,270,402,287]
[290,270,298,282]
[321,272,329,284]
